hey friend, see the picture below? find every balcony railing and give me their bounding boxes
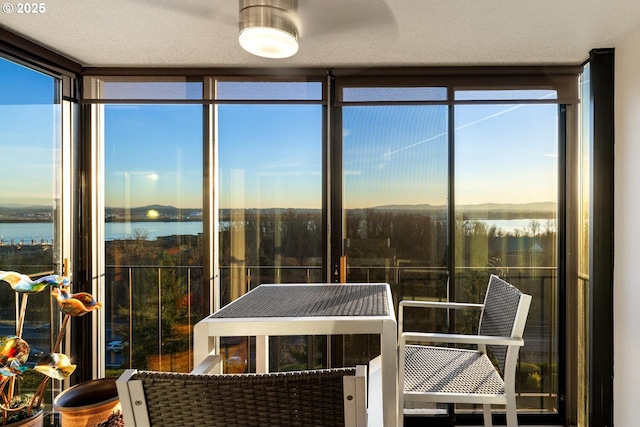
[103,264,558,413]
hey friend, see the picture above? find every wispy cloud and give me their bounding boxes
[381,92,556,159]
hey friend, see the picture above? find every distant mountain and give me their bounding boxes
[372,202,555,212]
[368,202,556,219]
[0,204,51,209]
[105,205,202,221]
[459,202,555,212]
[1,202,556,222]
[0,205,54,222]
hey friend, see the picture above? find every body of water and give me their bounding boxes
[104,221,203,241]
[0,222,54,244]
[0,218,554,244]
[482,218,555,233]
[0,221,203,243]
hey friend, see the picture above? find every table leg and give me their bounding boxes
[256,335,269,373]
[193,322,220,373]
[381,319,399,427]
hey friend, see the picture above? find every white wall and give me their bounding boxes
[614,25,640,427]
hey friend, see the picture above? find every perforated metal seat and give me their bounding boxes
[398,275,532,427]
[404,346,505,396]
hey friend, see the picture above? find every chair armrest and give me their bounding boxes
[399,300,484,334]
[399,300,484,310]
[400,331,524,347]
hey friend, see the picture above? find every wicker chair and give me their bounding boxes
[116,360,376,427]
[398,275,532,427]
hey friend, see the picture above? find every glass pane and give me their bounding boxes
[103,104,204,375]
[343,87,447,102]
[577,63,591,427]
[455,89,558,101]
[85,77,202,100]
[455,102,559,414]
[343,105,449,366]
[0,56,61,416]
[216,81,322,100]
[218,101,323,372]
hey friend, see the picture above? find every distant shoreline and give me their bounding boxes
[1,202,557,223]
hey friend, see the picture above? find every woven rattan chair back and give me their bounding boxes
[478,274,527,377]
[118,368,360,427]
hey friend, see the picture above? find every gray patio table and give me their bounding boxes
[193,282,398,427]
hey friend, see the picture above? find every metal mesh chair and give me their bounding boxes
[116,364,371,427]
[398,275,532,427]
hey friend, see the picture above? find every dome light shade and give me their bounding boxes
[239,0,299,59]
[239,26,298,59]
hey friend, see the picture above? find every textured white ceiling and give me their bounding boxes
[1,0,640,68]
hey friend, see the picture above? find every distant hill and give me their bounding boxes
[373,202,554,211]
[458,202,555,212]
[1,202,556,222]
[0,205,53,222]
[105,205,202,221]
[370,202,556,219]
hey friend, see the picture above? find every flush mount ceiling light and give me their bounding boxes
[239,0,299,59]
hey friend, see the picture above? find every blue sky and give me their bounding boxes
[344,105,448,209]
[0,59,57,104]
[104,101,556,210]
[455,103,557,205]
[344,102,557,207]
[104,104,203,209]
[0,58,59,206]
[2,56,558,210]
[217,104,322,209]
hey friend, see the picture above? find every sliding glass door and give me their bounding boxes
[338,84,564,418]
[103,101,205,374]
[341,103,449,367]
[454,98,560,415]
[217,81,325,372]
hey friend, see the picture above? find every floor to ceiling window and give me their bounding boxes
[88,78,327,375]
[217,81,325,372]
[454,92,560,417]
[84,69,578,425]
[341,94,449,367]
[90,78,206,375]
[336,79,571,421]
[0,55,66,409]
